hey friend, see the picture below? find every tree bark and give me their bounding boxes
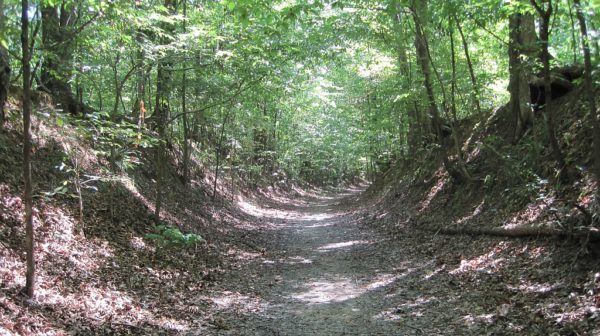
[0,0,9,126]
[411,1,470,183]
[508,9,537,141]
[21,0,35,298]
[181,0,190,185]
[450,23,458,123]
[573,0,600,195]
[454,16,482,122]
[41,3,85,115]
[213,106,231,201]
[153,0,175,224]
[411,0,439,138]
[567,0,579,64]
[395,9,425,153]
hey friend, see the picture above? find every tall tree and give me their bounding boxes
[454,15,482,122]
[508,2,538,141]
[40,2,89,115]
[21,0,35,298]
[410,0,438,139]
[153,0,176,224]
[530,0,567,180]
[410,0,470,182]
[0,0,9,125]
[394,7,426,153]
[181,0,190,185]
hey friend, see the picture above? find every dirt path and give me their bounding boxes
[196,189,598,336]
[201,190,440,335]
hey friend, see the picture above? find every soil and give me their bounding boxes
[197,188,599,336]
[1,86,599,335]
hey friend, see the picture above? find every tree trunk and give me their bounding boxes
[0,0,9,126]
[153,0,175,224]
[508,7,538,141]
[454,16,482,122]
[573,0,600,195]
[530,0,568,181]
[447,20,472,183]
[412,1,470,183]
[424,226,600,241]
[395,9,425,153]
[181,0,190,185]
[41,3,84,115]
[450,23,458,123]
[590,20,600,60]
[21,0,35,298]
[567,0,579,64]
[411,0,439,138]
[213,106,230,201]
[132,2,147,122]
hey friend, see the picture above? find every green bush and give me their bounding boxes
[145,225,204,250]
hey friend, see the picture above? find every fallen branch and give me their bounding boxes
[424,226,600,241]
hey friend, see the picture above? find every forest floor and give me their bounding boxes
[1,87,599,335]
[198,186,599,336]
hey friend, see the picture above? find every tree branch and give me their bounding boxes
[166,74,266,126]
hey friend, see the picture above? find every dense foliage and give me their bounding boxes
[2,0,598,187]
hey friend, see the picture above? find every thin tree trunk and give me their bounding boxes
[181,0,190,185]
[447,20,471,182]
[133,1,146,121]
[396,9,425,153]
[567,0,578,64]
[590,20,600,60]
[411,0,439,137]
[530,0,568,180]
[573,0,600,194]
[213,107,231,201]
[509,6,538,142]
[412,1,470,182]
[0,0,9,126]
[153,0,175,224]
[454,16,482,121]
[110,52,122,174]
[450,23,458,123]
[21,0,35,298]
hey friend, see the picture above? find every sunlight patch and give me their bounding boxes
[318,240,369,251]
[503,197,554,228]
[454,201,485,225]
[305,221,335,228]
[508,281,559,294]
[292,279,360,304]
[376,296,439,321]
[450,242,509,274]
[364,273,401,290]
[0,246,25,289]
[463,313,495,326]
[209,291,267,314]
[418,167,448,212]
[283,256,313,264]
[34,280,189,332]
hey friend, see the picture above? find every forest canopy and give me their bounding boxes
[1,0,598,185]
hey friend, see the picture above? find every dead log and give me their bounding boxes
[423,226,600,241]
